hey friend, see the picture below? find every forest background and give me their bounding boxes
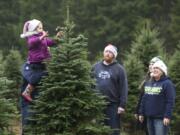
[0,0,179,135]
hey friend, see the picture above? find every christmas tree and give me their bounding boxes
[3,49,22,108]
[26,6,110,135]
[0,51,17,135]
[169,43,180,135]
[130,20,165,71]
[123,20,166,132]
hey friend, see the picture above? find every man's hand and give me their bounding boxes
[117,107,125,114]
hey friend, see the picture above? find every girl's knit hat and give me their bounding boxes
[20,19,41,38]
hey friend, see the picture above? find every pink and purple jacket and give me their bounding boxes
[26,32,55,63]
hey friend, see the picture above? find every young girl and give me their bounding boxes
[20,19,61,102]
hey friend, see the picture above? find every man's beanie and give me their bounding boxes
[152,60,168,75]
[104,44,118,58]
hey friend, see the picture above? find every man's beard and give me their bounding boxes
[104,56,113,64]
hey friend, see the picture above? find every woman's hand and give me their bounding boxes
[163,118,170,126]
[139,115,144,123]
[134,114,138,120]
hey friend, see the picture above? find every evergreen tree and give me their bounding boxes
[169,0,180,48]
[3,49,22,84]
[123,56,145,132]
[70,0,149,59]
[26,10,110,135]
[3,49,23,110]
[3,50,23,94]
[131,20,165,72]
[123,20,165,132]
[0,0,21,54]
[0,79,17,135]
[0,51,17,135]
[0,51,4,76]
[169,43,180,135]
[145,0,174,50]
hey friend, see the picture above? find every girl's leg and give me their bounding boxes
[22,84,34,101]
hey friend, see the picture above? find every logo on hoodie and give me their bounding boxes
[98,71,110,79]
[145,86,162,95]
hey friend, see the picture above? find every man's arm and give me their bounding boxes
[119,66,128,109]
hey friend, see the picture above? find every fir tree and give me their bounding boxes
[0,51,17,135]
[169,0,180,47]
[123,20,166,132]
[0,0,20,54]
[131,20,165,72]
[169,43,180,135]
[3,49,23,107]
[123,56,144,131]
[26,8,110,135]
[3,49,22,86]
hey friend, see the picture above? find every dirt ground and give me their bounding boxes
[11,118,21,135]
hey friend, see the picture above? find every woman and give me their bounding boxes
[134,56,161,135]
[139,60,175,135]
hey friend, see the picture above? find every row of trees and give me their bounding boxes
[0,0,179,59]
[0,0,179,134]
[0,50,22,135]
[0,18,179,134]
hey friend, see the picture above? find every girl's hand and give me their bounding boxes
[42,31,48,37]
[56,31,63,38]
[40,31,48,40]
